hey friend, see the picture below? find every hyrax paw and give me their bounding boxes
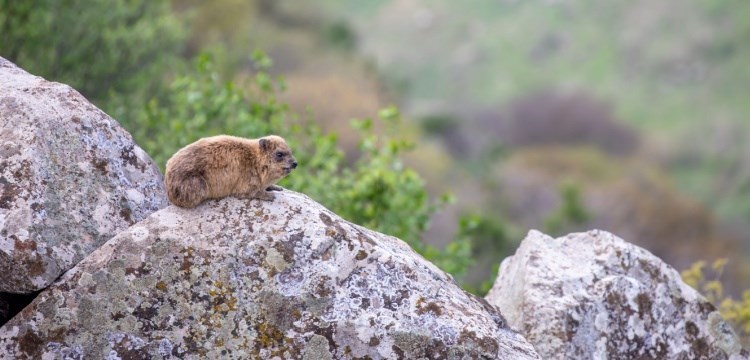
[266,185,283,191]
[257,191,276,202]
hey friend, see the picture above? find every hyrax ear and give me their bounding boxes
[259,138,271,152]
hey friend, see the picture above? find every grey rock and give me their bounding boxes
[0,192,540,359]
[0,57,167,293]
[486,229,748,360]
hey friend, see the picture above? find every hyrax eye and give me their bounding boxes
[275,152,284,159]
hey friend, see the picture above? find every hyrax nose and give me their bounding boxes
[291,161,298,169]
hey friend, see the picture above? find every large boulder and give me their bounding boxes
[486,230,747,360]
[0,191,540,359]
[0,57,167,293]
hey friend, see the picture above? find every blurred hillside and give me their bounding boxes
[313,0,750,293]
[322,0,750,219]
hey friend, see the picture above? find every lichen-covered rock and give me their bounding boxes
[486,230,748,360]
[0,57,167,293]
[0,191,539,359]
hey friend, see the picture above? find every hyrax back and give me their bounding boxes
[164,135,297,208]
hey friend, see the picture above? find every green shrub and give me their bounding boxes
[544,182,591,235]
[134,51,470,276]
[0,0,474,279]
[0,0,185,121]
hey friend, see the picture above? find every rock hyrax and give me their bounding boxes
[165,135,298,208]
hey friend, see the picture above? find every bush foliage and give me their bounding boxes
[134,51,471,277]
[682,259,750,346]
[0,0,472,279]
[0,0,185,121]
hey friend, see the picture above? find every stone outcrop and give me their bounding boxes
[486,230,747,360]
[0,57,167,293]
[0,192,540,359]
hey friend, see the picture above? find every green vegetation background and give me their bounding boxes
[0,0,475,283]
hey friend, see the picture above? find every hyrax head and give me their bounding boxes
[259,135,298,180]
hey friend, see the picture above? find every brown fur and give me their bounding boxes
[164,135,297,208]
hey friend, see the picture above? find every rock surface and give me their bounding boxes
[486,230,747,360]
[0,191,540,359]
[0,57,167,293]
